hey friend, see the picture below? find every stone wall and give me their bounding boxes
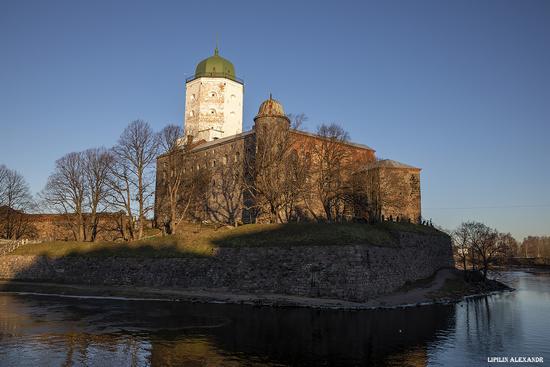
[0,232,453,302]
[22,213,130,242]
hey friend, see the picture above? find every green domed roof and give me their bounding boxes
[194,47,237,80]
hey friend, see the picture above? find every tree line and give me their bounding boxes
[39,120,179,241]
[451,222,550,279]
[3,114,409,240]
[0,164,34,239]
[0,120,184,242]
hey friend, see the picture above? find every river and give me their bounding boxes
[0,271,548,366]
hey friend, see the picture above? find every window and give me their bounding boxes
[235,151,240,163]
[212,160,216,167]
[209,108,216,115]
[208,91,217,98]
[223,155,228,165]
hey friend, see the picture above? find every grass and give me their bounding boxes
[11,221,445,258]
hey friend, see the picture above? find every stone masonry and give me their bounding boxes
[0,231,453,302]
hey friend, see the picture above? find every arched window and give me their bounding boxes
[235,151,240,163]
[223,155,228,165]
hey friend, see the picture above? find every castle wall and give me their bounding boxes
[7,213,129,242]
[366,167,421,222]
[0,231,453,302]
[156,128,388,226]
[155,133,252,227]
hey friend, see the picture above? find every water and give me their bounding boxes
[0,271,548,366]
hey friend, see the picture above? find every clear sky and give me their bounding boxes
[1,0,549,240]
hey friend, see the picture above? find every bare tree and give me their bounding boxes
[209,148,246,227]
[0,165,8,205]
[497,232,519,262]
[287,113,308,130]
[280,148,311,222]
[310,123,352,222]
[41,152,87,241]
[177,155,210,226]
[112,120,159,239]
[520,236,550,258]
[83,148,114,241]
[106,156,135,240]
[452,222,472,271]
[245,123,295,223]
[0,165,35,239]
[464,222,506,279]
[157,124,186,234]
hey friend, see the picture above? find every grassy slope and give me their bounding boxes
[11,222,445,258]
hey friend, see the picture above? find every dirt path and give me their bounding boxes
[361,268,461,308]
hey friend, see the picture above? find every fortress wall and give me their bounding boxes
[0,232,453,302]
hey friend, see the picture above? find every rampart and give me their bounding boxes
[0,232,453,302]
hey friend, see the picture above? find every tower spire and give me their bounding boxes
[214,36,219,55]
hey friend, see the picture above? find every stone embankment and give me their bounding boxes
[0,239,40,257]
[0,232,453,302]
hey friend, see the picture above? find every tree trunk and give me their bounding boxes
[138,171,144,240]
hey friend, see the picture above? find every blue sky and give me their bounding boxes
[1,0,549,240]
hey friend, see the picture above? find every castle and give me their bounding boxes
[155,49,421,229]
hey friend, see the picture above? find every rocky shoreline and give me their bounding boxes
[0,269,512,310]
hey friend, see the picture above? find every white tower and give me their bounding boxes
[184,47,244,142]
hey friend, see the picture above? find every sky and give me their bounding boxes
[1,0,549,240]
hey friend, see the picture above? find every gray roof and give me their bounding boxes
[364,159,421,170]
[291,130,375,152]
[190,130,254,152]
[158,127,377,158]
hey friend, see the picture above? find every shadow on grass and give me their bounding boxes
[212,221,445,248]
[13,237,215,259]
[9,221,446,259]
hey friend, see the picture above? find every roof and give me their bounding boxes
[189,130,254,152]
[255,94,288,121]
[193,47,238,82]
[364,159,421,171]
[291,130,375,152]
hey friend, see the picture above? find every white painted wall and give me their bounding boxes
[184,77,243,141]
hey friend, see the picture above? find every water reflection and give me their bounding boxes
[0,271,548,366]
